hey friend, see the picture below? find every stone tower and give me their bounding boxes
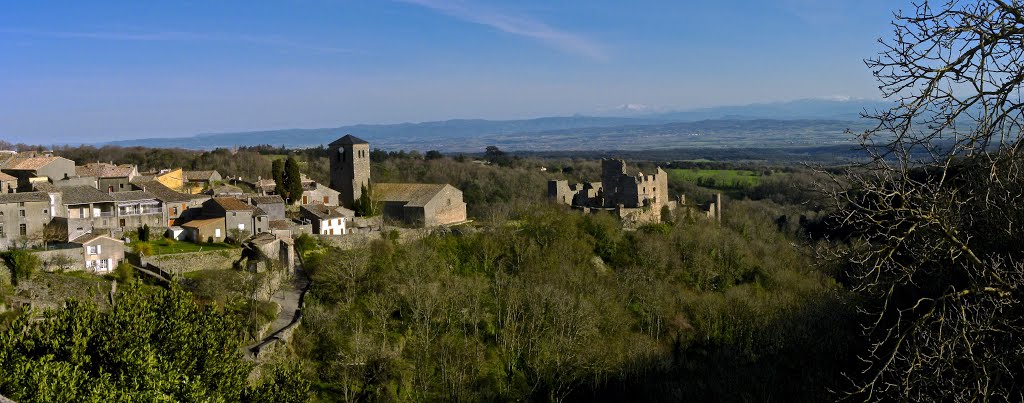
[329,134,371,209]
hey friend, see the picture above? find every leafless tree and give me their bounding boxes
[825,1,1024,401]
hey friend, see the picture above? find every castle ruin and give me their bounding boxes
[548,159,722,224]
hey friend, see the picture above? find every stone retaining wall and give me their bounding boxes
[141,249,243,275]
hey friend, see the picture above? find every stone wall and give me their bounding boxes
[141,248,242,275]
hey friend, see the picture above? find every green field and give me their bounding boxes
[666,168,773,189]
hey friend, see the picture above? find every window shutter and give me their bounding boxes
[97,245,102,254]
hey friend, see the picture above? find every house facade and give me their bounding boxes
[0,192,53,250]
[300,204,353,235]
[181,217,226,243]
[74,233,125,273]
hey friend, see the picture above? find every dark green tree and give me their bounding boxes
[0,285,309,402]
[284,157,304,205]
[272,158,286,196]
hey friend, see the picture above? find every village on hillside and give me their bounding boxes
[0,135,470,276]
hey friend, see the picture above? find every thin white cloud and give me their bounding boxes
[0,28,352,54]
[398,0,608,61]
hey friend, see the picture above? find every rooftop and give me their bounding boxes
[0,191,49,204]
[184,170,219,181]
[212,197,255,211]
[76,162,136,178]
[250,195,284,204]
[72,233,121,245]
[329,134,369,146]
[181,217,224,229]
[60,185,115,205]
[135,180,193,202]
[301,204,354,220]
[0,172,15,181]
[109,190,158,202]
[374,183,451,207]
[1,156,67,171]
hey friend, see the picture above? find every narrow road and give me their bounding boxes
[244,266,310,360]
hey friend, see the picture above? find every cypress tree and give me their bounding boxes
[284,157,303,204]
[271,158,285,196]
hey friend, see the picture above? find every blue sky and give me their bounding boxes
[1,0,899,143]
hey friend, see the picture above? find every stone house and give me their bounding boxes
[59,186,117,242]
[0,155,76,191]
[300,204,354,235]
[74,233,125,273]
[300,182,340,206]
[373,183,467,227]
[76,162,138,193]
[110,191,165,231]
[184,170,222,194]
[151,168,185,192]
[202,197,269,239]
[0,172,15,194]
[181,217,226,243]
[134,180,200,227]
[0,192,53,250]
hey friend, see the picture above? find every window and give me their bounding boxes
[19,210,25,217]
[232,212,236,217]
[0,225,4,237]
[97,259,109,270]
[323,196,329,204]
[172,206,178,215]
[19,224,26,236]
[119,183,124,189]
[215,228,221,238]
[238,223,245,230]
[86,260,95,269]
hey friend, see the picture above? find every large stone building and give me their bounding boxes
[329,135,370,209]
[548,159,675,224]
[327,135,468,227]
[374,183,467,227]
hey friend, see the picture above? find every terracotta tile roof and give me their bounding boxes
[76,162,136,178]
[184,170,219,181]
[60,185,115,205]
[2,156,65,171]
[0,191,49,204]
[269,219,293,230]
[0,172,15,181]
[250,195,284,204]
[135,180,192,202]
[212,197,254,211]
[301,204,353,220]
[207,184,243,196]
[72,233,121,244]
[109,190,157,202]
[181,217,224,229]
[373,183,450,207]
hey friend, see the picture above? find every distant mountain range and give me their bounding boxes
[101,98,889,152]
